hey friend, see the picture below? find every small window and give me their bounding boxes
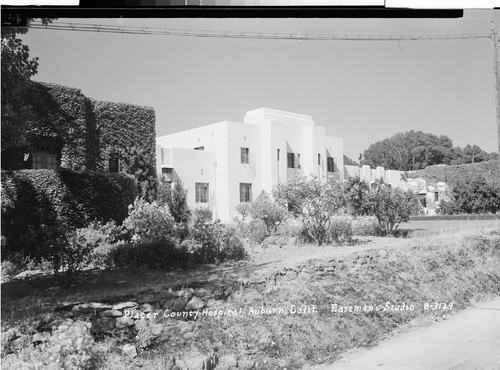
[240,183,252,203]
[277,149,280,161]
[434,192,439,202]
[109,156,120,173]
[195,182,209,203]
[32,151,58,170]
[194,146,204,151]
[287,153,301,169]
[318,153,321,165]
[327,157,335,172]
[241,147,249,164]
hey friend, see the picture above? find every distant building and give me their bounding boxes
[156,108,344,221]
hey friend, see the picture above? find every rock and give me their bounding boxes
[141,303,154,313]
[91,317,116,335]
[139,294,156,304]
[115,316,135,329]
[171,299,188,312]
[185,296,205,311]
[31,332,50,343]
[205,298,218,308]
[102,309,123,317]
[297,272,311,280]
[113,302,139,311]
[72,303,112,313]
[325,266,335,273]
[218,354,238,368]
[10,335,29,352]
[122,344,137,359]
[249,276,265,285]
[316,271,326,276]
[14,270,43,279]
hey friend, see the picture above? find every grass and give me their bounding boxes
[2,219,500,369]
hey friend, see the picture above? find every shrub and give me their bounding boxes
[164,181,191,224]
[247,191,289,234]
[111,239,190,271]
[236,219,268,244]
[446,175,500,214]
[23,225,97,287]
[329,215,353,244]
[1,168,137,257]
[193,207,213,224]
[190,221,247,264]
[361,184,421,236]
[75,221,122,269]
[275,218,304,240]
[122,198,174,244]
[344,176,371,216]
[273,177,346,246]
[351,216,383,236]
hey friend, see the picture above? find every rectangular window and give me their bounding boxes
[318,153,321,165]
[240,183,252,203]
[435,192,439,202]
[32,152,58,170]
[287,153,301,169]
[109,157,120,173]
[194,146,204,151]
[241,147,249,164]
[195,182,209,203]
[327,157,335,172]
[277,149,280,161]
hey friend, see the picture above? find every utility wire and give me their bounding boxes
[26,20,494,41]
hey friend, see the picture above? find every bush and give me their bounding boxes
[236,219,268,244]
[122,198,174,244]
[351,216,383,236]
[22,225,97,287]
[1,168,137,257]
[111,239,190,271]
[246,191,289,234]
[329,215,353,244]
[361,184,421,236]
[273,177,346,246]
[190,221,247,264]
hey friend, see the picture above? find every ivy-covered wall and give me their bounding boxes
[1,169,138,256]
[1,81,156,197]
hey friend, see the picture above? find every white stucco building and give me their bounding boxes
[156,108,344,221]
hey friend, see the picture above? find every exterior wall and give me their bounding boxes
[156,108,344,221]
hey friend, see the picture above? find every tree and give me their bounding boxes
[361,183,421,236]
[165,181,191,224]
[1,18,52,151]
[247,191,288,234]
[344,176,370,216]
[447,176,500,214]
[273,177,345,246]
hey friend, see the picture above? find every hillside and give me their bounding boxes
[408,160,499,189]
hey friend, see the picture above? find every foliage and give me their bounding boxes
[236,219,268,244]
[21,225,97,287]
[344,176,371,216]
[361,184,422,235]
[190,221,247,264]
[238,191,288,234]
[75,221,122,269]
[122,198,174,244]
[408,160,500,190]
[362,130,495,171]
[329,215,353,244]
[92,100,156,198]
[446,176,500,214]
[164,181,191,224]
[192,207,213,224]
[343,154,359,166]
[111,239,190,271]
[1,168,137,257]
[351,216,383,236]
[273,177,346,246]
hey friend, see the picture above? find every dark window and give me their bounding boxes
[194,146,204,151]
[287,153,301,169]
[109,156,120,173]
[32,151,58,170]
[435,192,439,202]
[327,157,335,172]
[318,153,321,165]
[195,182,209,203]
[240,183,252,203]
[277,149,280,161]
[241,147,249,164]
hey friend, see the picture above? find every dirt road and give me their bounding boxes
[310,297,500,370]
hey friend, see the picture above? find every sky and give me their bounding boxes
[21,10,500,161]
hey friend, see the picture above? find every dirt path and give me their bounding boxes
[310,297,500,370]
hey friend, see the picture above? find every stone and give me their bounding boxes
[102,309,123,317]
[115,316,135,329]
[10,335,28,352]
[141,303,154,313]
[185,296,205,311]
[72,303,112,313]
[139,294,156,304]
[171,299,188,312]
[31,332,50,343]
[122,344,137,359]
[91,317,116,334]
[218,354,238,368]
[112,302,139,311]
